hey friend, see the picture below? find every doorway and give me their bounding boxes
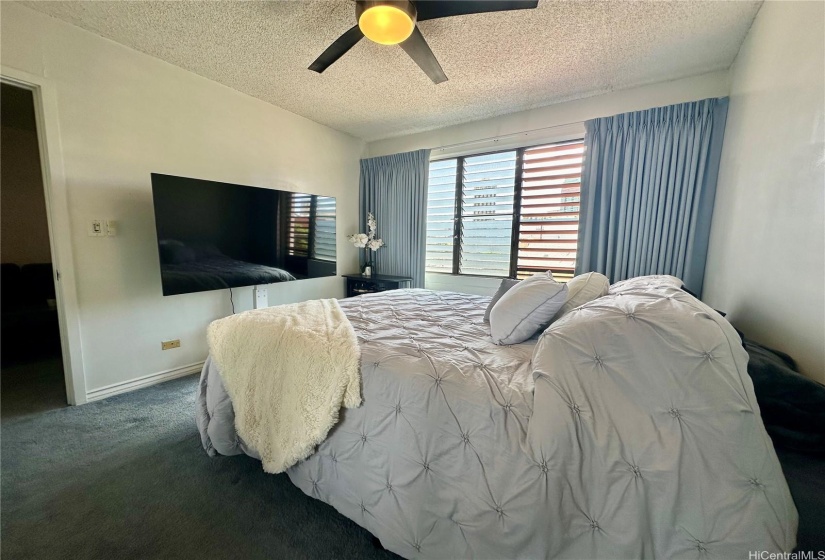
[1,83,66,418]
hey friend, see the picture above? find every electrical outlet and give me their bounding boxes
[254,286,268,309]
[161,339,181,350]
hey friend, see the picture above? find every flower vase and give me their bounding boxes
[362,258,374,277]
[362,249,375,277]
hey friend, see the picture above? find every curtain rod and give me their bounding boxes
[431,119,585,153]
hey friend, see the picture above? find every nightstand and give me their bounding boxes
[342,273,413,298]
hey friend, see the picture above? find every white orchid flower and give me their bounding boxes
[348,233,369,248]
[351,213,382,250]
[367,213,377,237]
[368,238,384,251]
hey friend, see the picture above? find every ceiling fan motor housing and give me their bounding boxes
[356,1,418,45]
[355,1,418,25]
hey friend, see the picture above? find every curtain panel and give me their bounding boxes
[359,149,430,288]
[576,98,729,295]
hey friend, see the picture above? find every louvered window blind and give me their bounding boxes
[516,140,583,280]
[458,151,516,276]
[425,159,458,273]
[288,194,337,261]
[425,139,584,280]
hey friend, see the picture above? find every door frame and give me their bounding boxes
[2,66,87,405]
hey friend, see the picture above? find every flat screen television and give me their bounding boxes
[150,173,336,296]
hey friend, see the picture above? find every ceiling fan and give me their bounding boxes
[309,0,540,84]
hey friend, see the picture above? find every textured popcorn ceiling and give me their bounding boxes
[22,1,760,141]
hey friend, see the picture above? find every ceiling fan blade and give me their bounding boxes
[309,25,365,73]
[416,0,539,22]
[400,26,448,84]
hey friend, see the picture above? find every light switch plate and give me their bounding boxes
[105,220,117,236]
[88,219,104,237]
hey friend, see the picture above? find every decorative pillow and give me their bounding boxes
[483,278,520,323]
[553,272,610,320]
[489,272,568,345]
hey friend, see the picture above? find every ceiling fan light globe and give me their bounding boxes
[358,4,416,45]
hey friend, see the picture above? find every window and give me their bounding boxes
[287,193,337,261]
[425,139,584,281]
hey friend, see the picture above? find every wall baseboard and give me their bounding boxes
[85,360,205,402]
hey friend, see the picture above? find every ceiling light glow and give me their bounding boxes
[358,4,415,45]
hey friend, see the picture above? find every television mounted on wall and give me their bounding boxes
[150,173,336,296]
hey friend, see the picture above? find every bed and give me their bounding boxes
[197,280,797,558]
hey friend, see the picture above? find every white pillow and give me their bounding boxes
[554,272,610,320]
[490,272,568,345]
[483,278,520,323]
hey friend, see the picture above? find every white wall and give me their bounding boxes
[368,71,730,158]
[703,1,825,382]
[1,4,365,397]
[370,71,732,296]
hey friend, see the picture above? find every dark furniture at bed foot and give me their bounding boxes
[742,339,825,553]
[342,273,412,298]
[776,448,825,553]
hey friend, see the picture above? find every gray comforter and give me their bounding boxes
[197,282,797,558]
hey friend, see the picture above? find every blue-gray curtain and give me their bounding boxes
[359,149,430,288]
[576,97,729,295]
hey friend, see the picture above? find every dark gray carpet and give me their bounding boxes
[1,372,397,560]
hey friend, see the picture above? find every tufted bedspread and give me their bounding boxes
[196,286,797,559]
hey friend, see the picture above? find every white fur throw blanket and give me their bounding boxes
[207,299,361,473]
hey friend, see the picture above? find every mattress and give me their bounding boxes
[197,286,797,558]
